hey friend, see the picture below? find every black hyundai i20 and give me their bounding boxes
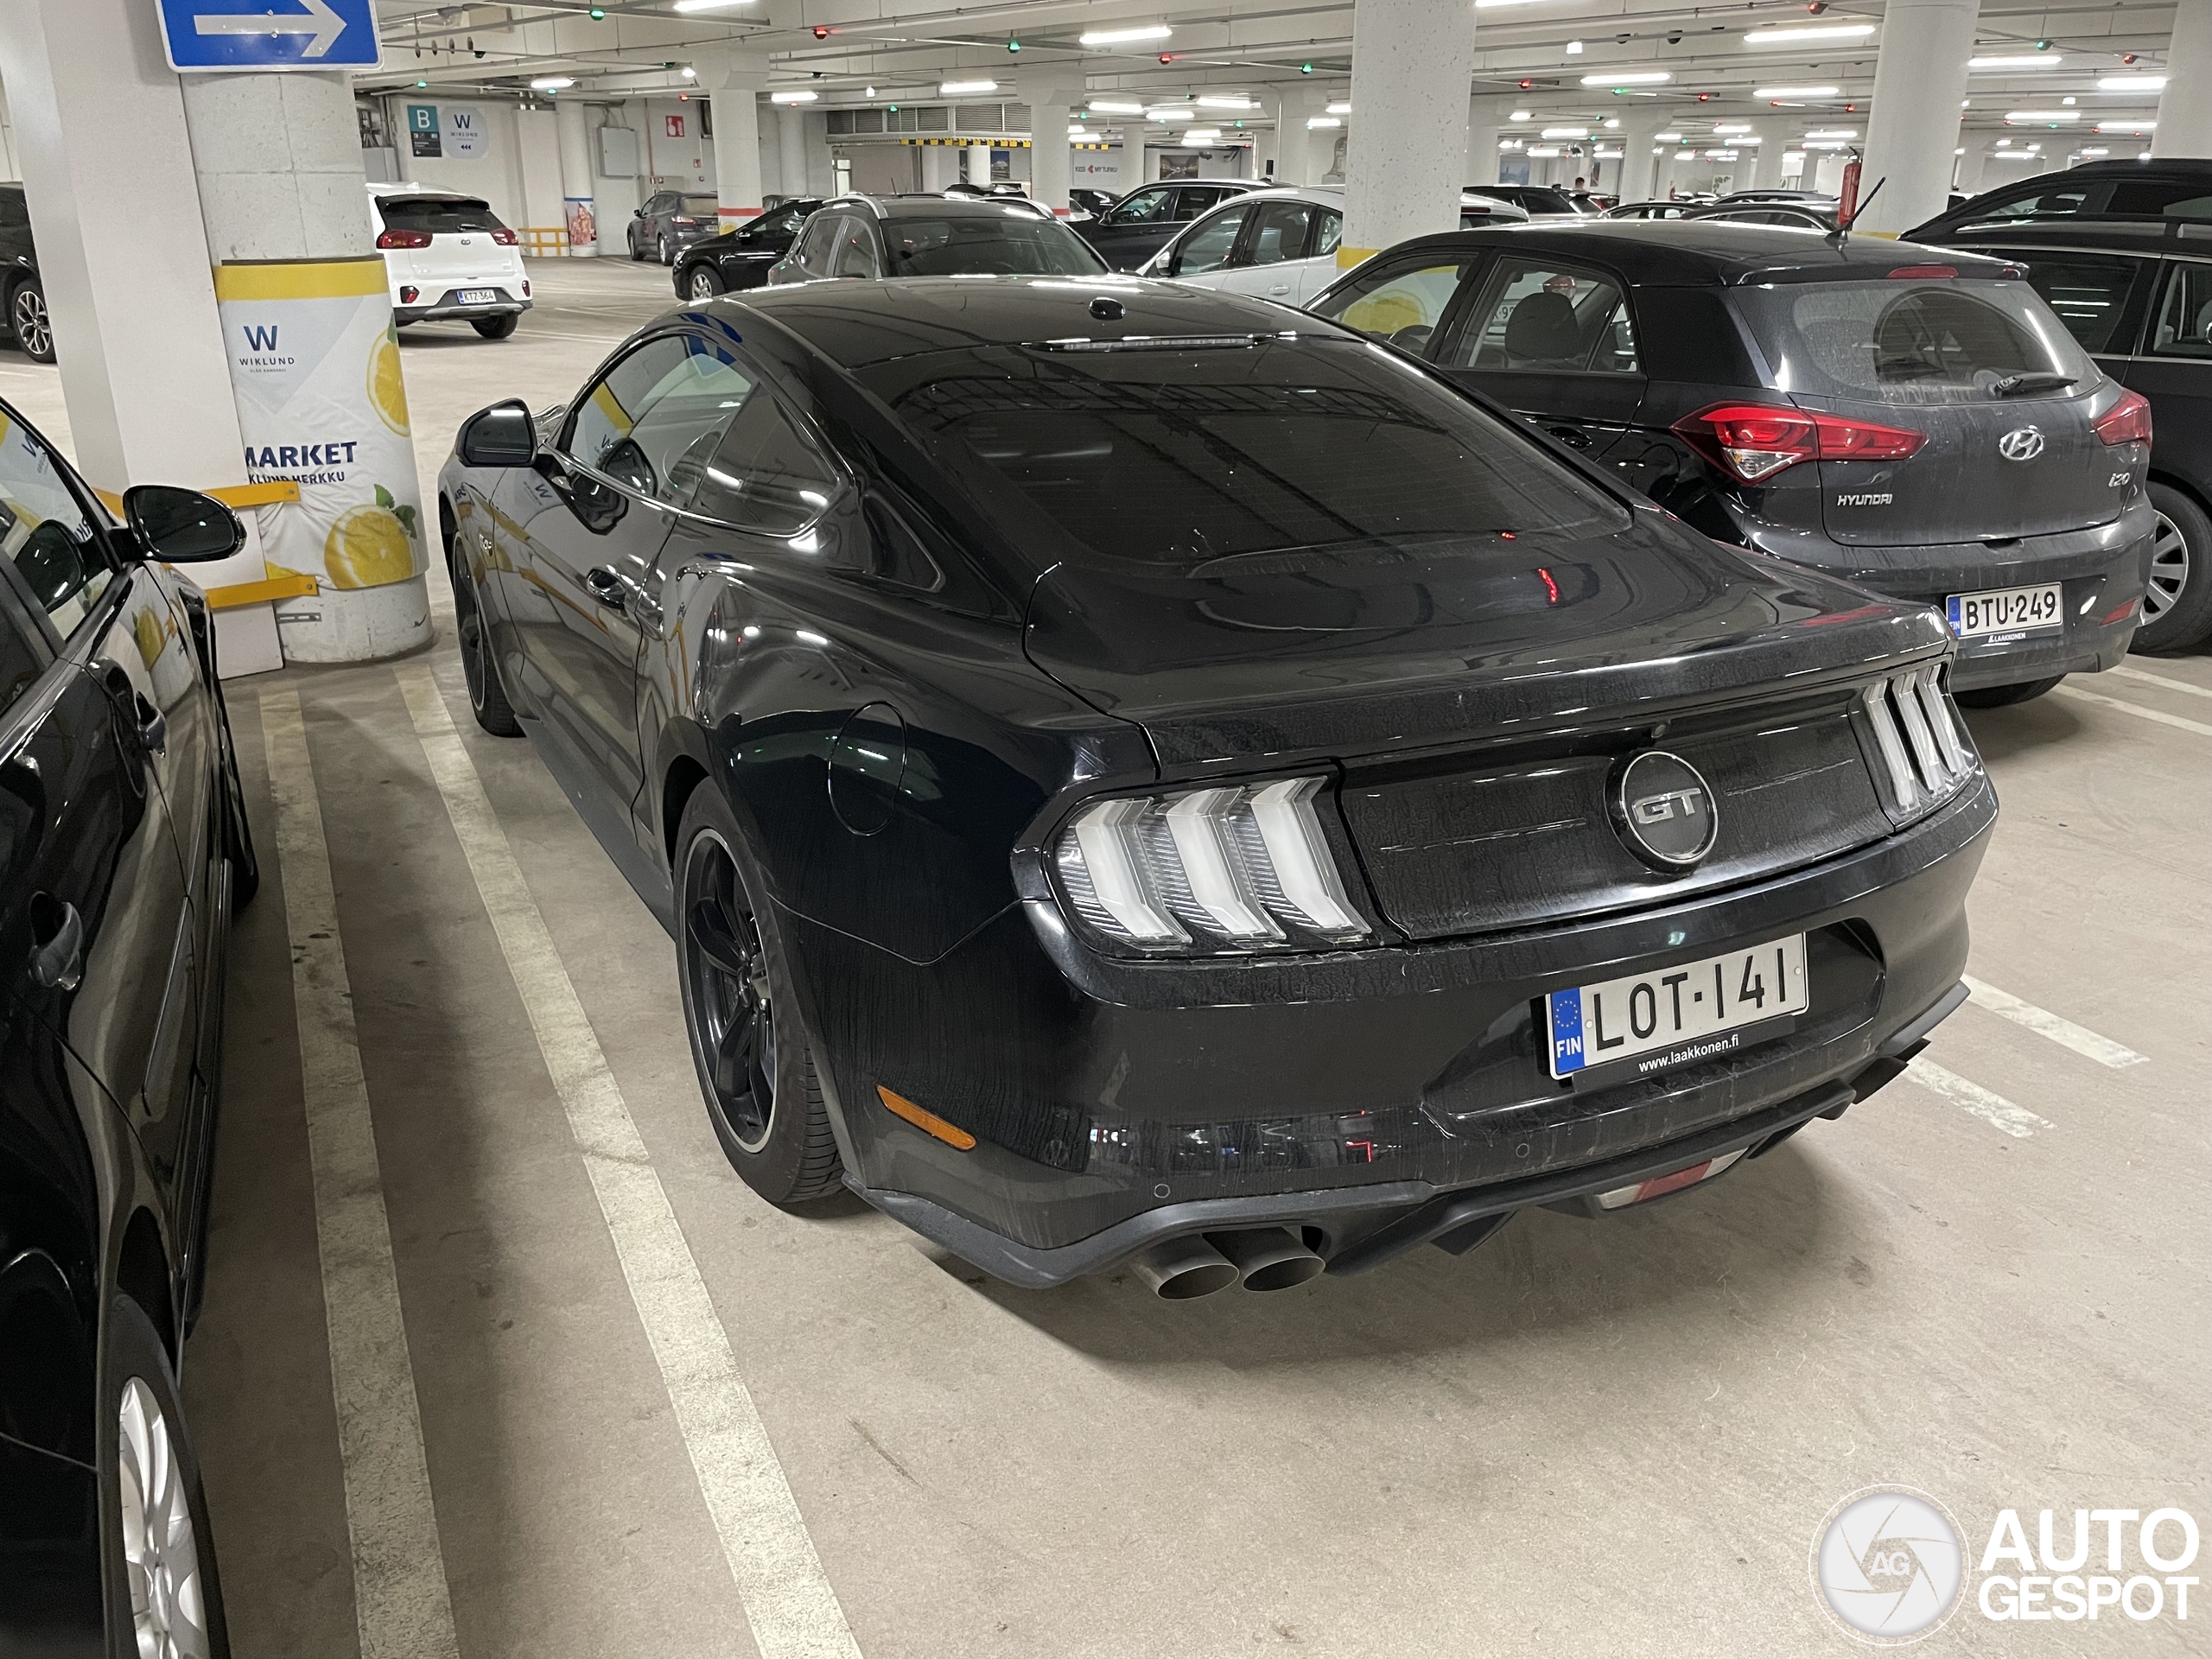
[438,276,1995,1297]
[1310,221,2157,709]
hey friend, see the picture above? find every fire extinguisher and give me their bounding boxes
[1839,155,1863,223]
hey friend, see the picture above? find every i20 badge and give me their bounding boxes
[1998,426,2045,462]
[1611,751,1719,871]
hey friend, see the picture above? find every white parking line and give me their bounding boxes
[2054,683,2212,740]
[259,692,462,1659]
[394,665,862,1659]
[1906,1058,2054,1138]
[2112,664,2212,702]
[1962,976,2149,1070]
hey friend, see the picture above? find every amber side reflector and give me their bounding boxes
[876,1085,976,1151]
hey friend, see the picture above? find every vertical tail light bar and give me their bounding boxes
[1858,664,1979,825]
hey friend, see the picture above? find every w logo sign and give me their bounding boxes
[243,323,281,352]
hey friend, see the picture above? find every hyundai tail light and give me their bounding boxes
[1053,779,1371,953]
[1674,402,1927,483]
[377,228,433,249]
[2092,388,2152,448]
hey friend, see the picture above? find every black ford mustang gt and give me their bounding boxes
[437,277,1995,1298]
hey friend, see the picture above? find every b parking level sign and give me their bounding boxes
[158,0,383,72]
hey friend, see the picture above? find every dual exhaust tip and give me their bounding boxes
[1132,1228,1324,1300]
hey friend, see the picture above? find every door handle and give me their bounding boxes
[1268,283,1291,296]
[29,895,83,992]
[585,567,628,612]
[134,691,167,753]
[1544,423,1593,450]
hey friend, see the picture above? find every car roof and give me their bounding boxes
[1925,218,2212,256]
[830,193,1058,220]
[1355,219,2019,284]
[714,274,1339,371]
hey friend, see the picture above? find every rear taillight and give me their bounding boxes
[2092,388,2152,448]
[1857,664,1978,827]
[377,227,432,249]
[491,227,518,245]
[1674,402,1927,484]
[398,284,419,303]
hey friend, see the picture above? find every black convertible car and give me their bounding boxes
[437,277,1993,1298]
[1,406,255,1653]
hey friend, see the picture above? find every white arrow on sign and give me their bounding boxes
[194,0,348,58]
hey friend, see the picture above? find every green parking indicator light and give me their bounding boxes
[588,5,604,16]
[1300,62,1313,73]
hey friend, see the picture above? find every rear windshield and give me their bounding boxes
[377,195,507,234]
[1508,188,1578,214]
[866,335,1628,566]
[881,213,1106,276]
[1729,279,2096,405]
[678,196,717,215]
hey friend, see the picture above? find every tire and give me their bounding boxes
[628,228,645,262]
[101,1294,230,1659]
[2133,484,2212,653]
[10,276,54,363]
[452,551,522,737]
[1955,674,2066,709]
[684,264,724,300]
[470,314,518,340]
[658,234,673,265]
[674,785,842,1205]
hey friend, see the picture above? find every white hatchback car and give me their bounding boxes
[1138,184,1529,305]
[366,183,531,340]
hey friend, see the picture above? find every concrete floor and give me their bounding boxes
[11,260,2210,1656]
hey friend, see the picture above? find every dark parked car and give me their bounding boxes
[671,196,824,301]
[435,276,1991,1298]
[628,190,722,264]
[1688,202,1836,232]
[0,406,257,1655]
[1605,200,1700,221]
[1472,184,1598,219]
[0,182,49,364]
[1069,188,1120,219]
[1071,178,1266,270]
[1916,210,2212,650]
[1903,157,2212,245]
[765,194,1106,283]
[1311,220,2157,704]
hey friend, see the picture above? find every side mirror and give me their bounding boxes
[458,398,537,468]
[124,486,244,563]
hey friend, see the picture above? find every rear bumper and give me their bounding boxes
[394,287,532,325]
[797,775,1997,1285]
[1745,505,2154,690]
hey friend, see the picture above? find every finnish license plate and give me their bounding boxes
[1947,582,2062,638]
[1547,935,1808,1081]
[459,288,498,304]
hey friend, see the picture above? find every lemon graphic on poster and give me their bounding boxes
[369,327,410,436]
[325,494,416,589]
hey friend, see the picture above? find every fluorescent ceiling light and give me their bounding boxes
[1803,128,1857,138]
[2097,121,2156,133]
[1990,148,2044,159]
[1580,71,1669,86]
[1510,110,1532,121]
[1802,139,1850,149]
[1196,96,1256,109]
[1565,39,1583,54]
[1325,101,1351,115]
[1079,23,1171,46]
[2006,110,2078,122]
[1970,54,2061,69]
[1594,147,1622,156]
[1745,23,1876,46]
[1541,127,1589,138]
[681,67,697,79]
[1713,122,1751,133]
[940,79,997,96]
[1655,130,1681,141]
[1755,86,1840,99]
[770,90,817,103]
[1528,145,1561,156]
[1307,116,1342,129]
[1184,128,1221,142]
[1675,148,1695,157]
[1603,117,1620,128]
[2099,74,2167,90]
[1705,149,1738,159]
[1147,107,1193,120]
[530,75,574,89]
[1066,125,1087,137]
[2080,146,2109,156]
[1088,99,1145,114]
[671,0,752,10]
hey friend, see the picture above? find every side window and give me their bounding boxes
[687,392,843,537]
[1311,257,1481,356]
[1965,183,2108,224]
[1982,251,2149,354]
[0,414,117,640]
[1104,187,1172,226]
[830,219,879,279]
[2105,181,2212,222]
[0,192,27,231]
[1313,209,1342,259]
[791,213,843,274]
[563,334,758,505]
[1173,203,1252,276]
[0,582,50,721]
[2149,262,2212,359]
[1173,188,1224,222]
[1244,200,1317,266]
[1441,257,1638,374]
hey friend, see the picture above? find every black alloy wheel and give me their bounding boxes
[687,264,724,300]
[470,314,518,340]
[11,278,54,363]
[2133,485,2212,652]
[452,552,521,736]
[675,787,842,1204]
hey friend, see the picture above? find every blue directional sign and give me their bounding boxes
[158,0,383,72]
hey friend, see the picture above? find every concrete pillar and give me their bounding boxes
[1274,88,1329,185]
[1615,113,1666,200]
[1854,0,1977,234]
[1465,94,1513,187]
[2155,0,2212,157]
[779,106,810,198]
[1342,0,1478,265]
[181,73,429,664]
[1021,82,1083,213]
[1955,143,1988,195]
[966,142,993,186]
[703,54,768,231]
[556,97,598,256]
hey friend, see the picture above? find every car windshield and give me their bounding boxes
[880,213,1107,276]
[1730,278,2095,405]
[866,334,1627,567]
[377,194,506,234]
[1510,188,1579,214]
